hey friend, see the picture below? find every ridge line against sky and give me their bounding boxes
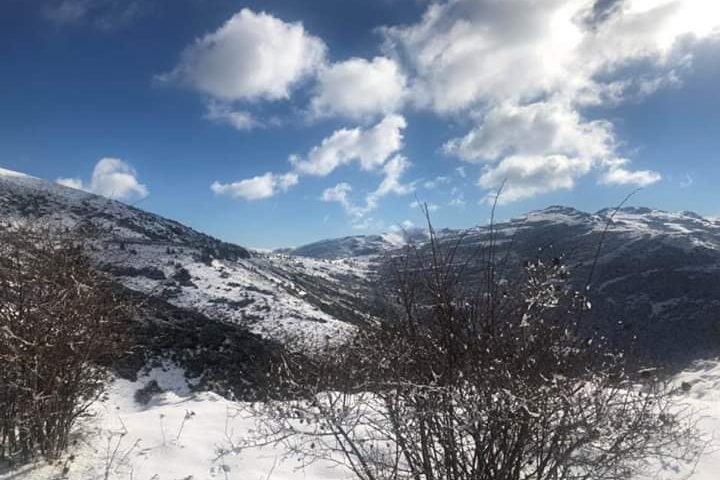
[1,0,719,248]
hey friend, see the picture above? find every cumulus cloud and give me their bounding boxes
[600,162,662,187]
[321,156,414,226]
[56,177,84,190]
[211,114,408,210]
[160,9,326,102]
[383,0,718,202]
[373,155,414,197]
[291,114,407,176]
[443,99,662,198]
[385,0,719,113]
[321,183,360,217]
[310,56,408,120]
[57,158,149,201]
[444,101,614,163]
[365,155,414,210]
[197,0,717,212]
[204,101,260,131]
[211,172,298,200]
[478,155,593,204]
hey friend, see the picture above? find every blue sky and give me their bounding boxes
[1,0,718,248]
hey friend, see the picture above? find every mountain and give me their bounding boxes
[3,167,719,369]
[0,168,374,396]
[0,168,373,337]
[276,228,429,259]
[286,205,720,365]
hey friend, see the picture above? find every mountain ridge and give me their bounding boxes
[2,167,719,367]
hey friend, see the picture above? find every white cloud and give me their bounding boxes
[160,9,326,102]
[478,155,593,204]
[211,172,298,200]
[88,158,149,200]
[600,163,662,187]
[444,101,614,163]
[322,156,414,226]
[423,176,450,189]
[205,102,260,131]
[321,182,355,212]
[56,177,84,190]
[290,114,407,176]
[385,220,420,245]
[321,182,352,202]
[373,155,414,198]
[410,200,439,212]
[199,0,717,210]
[310,56,408,120]
[385,0,719,114]
[212,115,408,206]
[383,0,719,202]
[57,158,149,201]
[365,155,414,211]
[321,183,369,223]
[444,99,654,201]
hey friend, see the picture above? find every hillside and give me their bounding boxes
[0,168,373,340]
[3,167,720,370]
[288,205,720,364]
[0,168,376,397]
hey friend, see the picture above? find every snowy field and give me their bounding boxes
[0,364,353,480]
[4,361,720,480]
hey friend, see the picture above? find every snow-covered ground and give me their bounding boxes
[103,245,366,346]
[5,361,720,480]
[0,365,353,480]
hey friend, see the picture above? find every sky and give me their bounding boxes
[1,0,719,248]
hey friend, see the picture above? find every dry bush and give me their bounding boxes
[245,215,702,480]
[0,224,131,463]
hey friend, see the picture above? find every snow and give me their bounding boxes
[0,167,30,178]
[107,244,365,345]
[635,361,720,480]
[5,360,720,480]
[0,366,351,480]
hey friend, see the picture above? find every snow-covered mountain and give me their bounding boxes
[276,228,429,259]
[0,168,375,395]
[3,167,720,368]
[286,204,720,365]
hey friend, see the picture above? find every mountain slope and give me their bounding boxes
[288,205,720,364]
[0,169,373,346]
[4,167,719,365]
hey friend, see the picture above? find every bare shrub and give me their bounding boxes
[0,224,131,463]
[245,215,702,480]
